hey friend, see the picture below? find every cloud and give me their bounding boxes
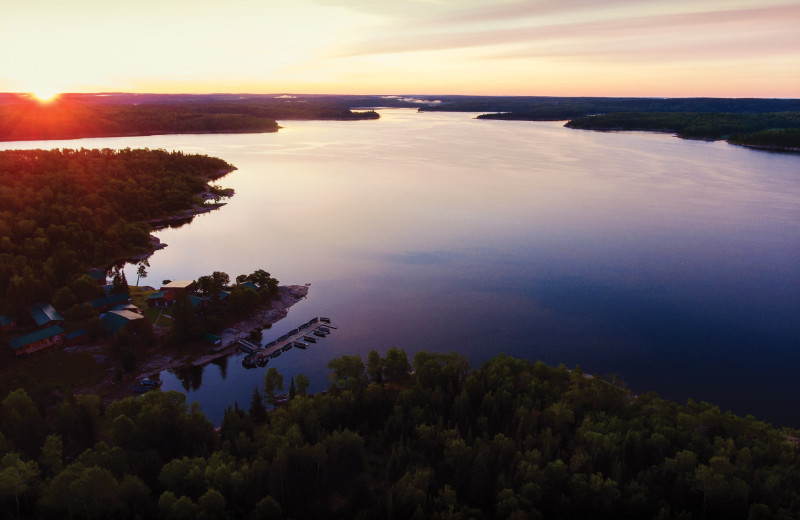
[336,3,800,57]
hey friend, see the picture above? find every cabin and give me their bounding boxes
[90,292,131,312]
[189,295,209,311]
[147,291,176,308]
[0,314,15,333]
[160,280,197,294]
[10,325,65,356]
[110,302,140,314]
[28,302,64,328]
[101,310,146,335]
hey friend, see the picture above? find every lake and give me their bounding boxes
[4,108,799,426]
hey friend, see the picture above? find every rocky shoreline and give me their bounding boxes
[88,284,310,404]
[137,284,309,376]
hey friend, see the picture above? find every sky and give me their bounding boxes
[2,0,799,98]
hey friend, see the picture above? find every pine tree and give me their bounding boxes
[249,387,267,423]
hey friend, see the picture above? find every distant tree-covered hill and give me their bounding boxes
[0,94,380,142]
[420,96,800,117]
[415,96,800,152]
[565,111,800,147]
[1,350,799,519]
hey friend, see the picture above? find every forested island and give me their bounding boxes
[0,94,378,142]
[1,349,799,519]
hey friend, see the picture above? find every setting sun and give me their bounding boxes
[30,89,60,103]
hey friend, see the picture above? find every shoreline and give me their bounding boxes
[127,167,237,262]
[86,284,310,404]
[138,284,309,377]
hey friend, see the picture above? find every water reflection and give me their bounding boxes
[210,356,229,380]
[170,364,205,392]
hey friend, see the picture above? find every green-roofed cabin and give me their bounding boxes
[28,302,64,328]
[189,295,208,309]
[101,310,146,335]
[90,292,131,312]
[9,325,65,356]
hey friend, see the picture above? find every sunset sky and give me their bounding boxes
[2,0,799,98]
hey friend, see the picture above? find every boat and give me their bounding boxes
[257,357,268,367]
[266,340,277,347]
[303,335,316,343]
[313,330,327,337]
[319,326,331,333]
[242,355,257,368]
[239,344,256,354]
[320,317,331,323]
[270,351,281,358]
[281,344,292,352]
[289,328,299,335]
[293,341,308,349]
[139,378,161,387]
[278,334,289,341]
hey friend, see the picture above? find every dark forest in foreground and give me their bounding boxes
[1,350,799,519]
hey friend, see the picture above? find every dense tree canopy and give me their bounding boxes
[0,148,233,314]
[1,350,799,519]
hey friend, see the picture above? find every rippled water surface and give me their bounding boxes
[5,109,799,426]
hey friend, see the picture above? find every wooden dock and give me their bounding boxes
[246,317,333,364]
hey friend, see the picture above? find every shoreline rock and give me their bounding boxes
[137,284,309,377]
[81,284,309,405]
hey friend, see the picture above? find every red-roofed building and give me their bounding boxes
[147,291,176,308]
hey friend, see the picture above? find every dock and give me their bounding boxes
[246,317,334,366]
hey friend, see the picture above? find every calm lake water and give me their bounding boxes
[4,109,799,426]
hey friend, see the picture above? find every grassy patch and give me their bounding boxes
[129,286,154,311]
[145,308,174,328]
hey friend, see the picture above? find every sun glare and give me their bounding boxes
[30,89,60,103]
